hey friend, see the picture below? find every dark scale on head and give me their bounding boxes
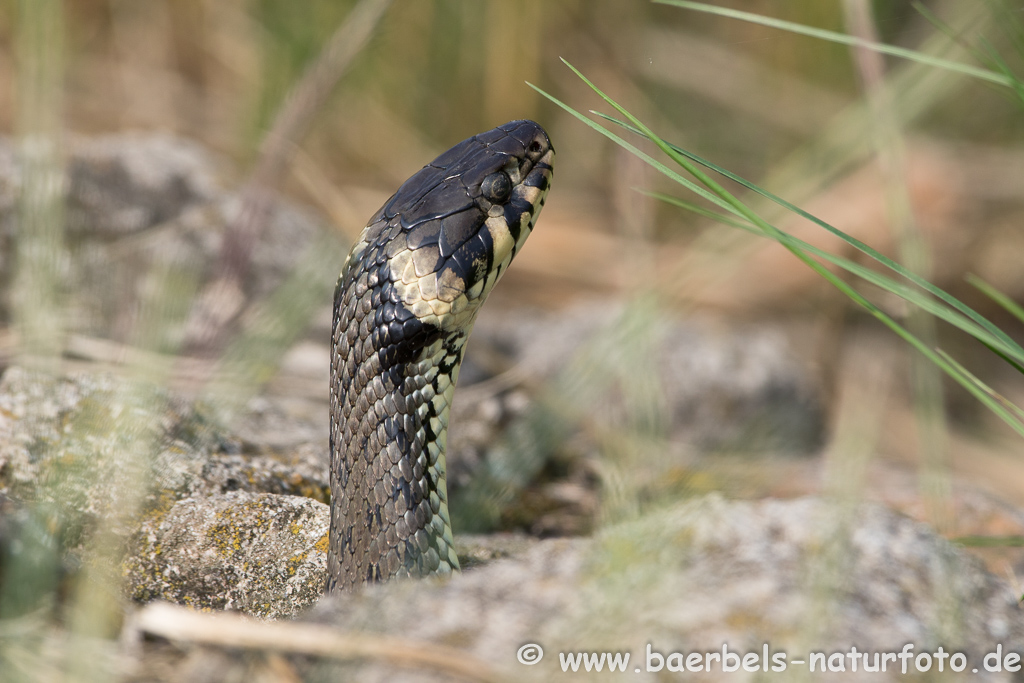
[327,120,554,592]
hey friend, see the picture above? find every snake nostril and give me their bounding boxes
[528,139,544,156]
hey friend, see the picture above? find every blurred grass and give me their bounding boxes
[537,4,1024,433]
[1,0,1024,679]
[13,0,65,371]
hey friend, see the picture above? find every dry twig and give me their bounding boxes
[184,0,392,352]
[130,602,505,683]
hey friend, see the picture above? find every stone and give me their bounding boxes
[124,491,328,620]
[304,495,1023,682]
[0,366,330,620]
[0,133,332,347]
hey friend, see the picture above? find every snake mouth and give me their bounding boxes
[507,139,554,260]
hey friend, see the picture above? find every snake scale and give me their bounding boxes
[327,120,554,591]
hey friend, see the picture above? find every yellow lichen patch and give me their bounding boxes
[208,501,273,557]
[286,550,309,576]
[314,533,329,554]
[208,523,243,556]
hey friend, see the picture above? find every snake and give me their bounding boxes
[327,120,554,591]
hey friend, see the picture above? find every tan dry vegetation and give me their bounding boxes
[1,0,1024,654]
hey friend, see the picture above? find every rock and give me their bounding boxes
[0,133,338,347]
[0,366,327,513]
[0,366,221,537]
[65,133,218,239]
[465,303,824,453]
[124,491,329,620]
[197,445,329,504]
[304,495,1023,682]
[441,304,824,536]
[0,366,330,619]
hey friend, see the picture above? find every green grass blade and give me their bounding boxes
[967,274,1024,324]
[658,0,1014,88]
[953,535,1024,547]
[592,111,1024,359]
[979,37,1024,106]
[640,191,757,232]
[647,192,1024,367]
[986,0,1024,66]
[912,2,1024,108]
[552,69,1024,365]
[912,1,993,68]
[539,64,1024,437]
[526,82,752,223]
[937,349,1024,425]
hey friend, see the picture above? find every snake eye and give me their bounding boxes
[481,172,513,204]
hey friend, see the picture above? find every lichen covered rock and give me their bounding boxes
[124,491,328,619]
[0,366,330,619]
[0,367,220,537]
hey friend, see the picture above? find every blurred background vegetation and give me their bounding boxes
[0,0,1024,645]
[3,0,1012,314]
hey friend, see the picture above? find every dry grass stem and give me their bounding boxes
[131,602,506,683]
[843,0,951,532]
[185,0,392,352]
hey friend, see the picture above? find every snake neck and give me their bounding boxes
[327,265,468,590]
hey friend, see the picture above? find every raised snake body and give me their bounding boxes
[327,120,554,591]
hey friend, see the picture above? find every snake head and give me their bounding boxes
[355,120,554,332]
